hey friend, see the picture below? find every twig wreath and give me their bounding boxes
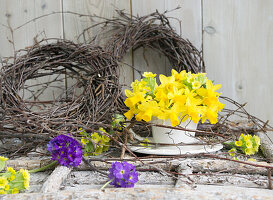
[0,40,125,151]
[80,10,204,74]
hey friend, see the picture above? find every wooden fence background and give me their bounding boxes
[0,0,272,133]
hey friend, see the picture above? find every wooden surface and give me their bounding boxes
[203,0,273,129]
[0,0,65,105]
[0,0,272,131]
[1,185,273,200]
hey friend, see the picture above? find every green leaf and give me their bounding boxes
[144,77,156,93]
[0,159,7,172]
[85,142,94,153]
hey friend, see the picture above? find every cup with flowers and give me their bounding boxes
[124,69,224,145]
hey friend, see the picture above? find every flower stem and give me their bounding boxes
[100,179,113,190]
[29,161,58,173]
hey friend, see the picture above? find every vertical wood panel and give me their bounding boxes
[132,0,167,80]
[0,0,64,105]
[62,0,133,89]
[0,0,63,58]
[203,0,273,128]
[132,0,202,80]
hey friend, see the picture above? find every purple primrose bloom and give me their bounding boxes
[47,134,82,167]
[108,161,138,188]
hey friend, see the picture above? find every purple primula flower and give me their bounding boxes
[108,161,138,188]
[47,134,82,167]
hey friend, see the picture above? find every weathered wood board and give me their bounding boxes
[202,0,273,134]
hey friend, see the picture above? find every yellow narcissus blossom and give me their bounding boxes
[124,108,136,120]
[171,69,187,82]
[135,101,160,122]
[124,92,145,108]
[143,72,157,78]
[124,71,224,126]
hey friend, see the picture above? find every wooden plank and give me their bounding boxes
[62,0,133,90]
[41,166,72,193]
[131,0,167,80]
[131,0,202,80]
[165,0,202,50]
[0,0,65,108]
[2,185,273,199]
[203,0,273,136]
[0,0,63,58]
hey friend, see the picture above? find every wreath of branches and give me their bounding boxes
[0,39,125,150]
[80,10,204,74]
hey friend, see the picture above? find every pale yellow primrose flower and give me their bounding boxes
[0,156,8,161]
[0,177,8,189]
[0,190,7,194]
[11,188,19,194]
[7,167,16,175]
[20,169,30,190]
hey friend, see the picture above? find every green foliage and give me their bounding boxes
[227,133,261,161]
[0,156,30,194]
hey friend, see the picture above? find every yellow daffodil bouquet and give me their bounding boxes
[124,70,225,127]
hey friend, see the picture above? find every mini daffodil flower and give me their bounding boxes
[124,71,224,126]
[143,72,157,78]
[192,80,201,89]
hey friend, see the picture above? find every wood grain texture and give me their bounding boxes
[0,0,63,58]
[62,0,133,89]
[41,166,72,193]
[131,0,202,80]
[203,0,273,131]
[0,0,64,104]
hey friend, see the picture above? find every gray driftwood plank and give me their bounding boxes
[41,166,72,193]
